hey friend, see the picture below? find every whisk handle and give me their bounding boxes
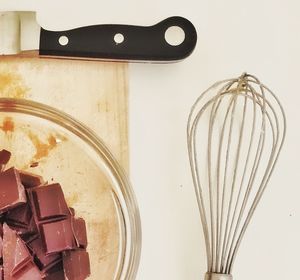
[205,273,233,280]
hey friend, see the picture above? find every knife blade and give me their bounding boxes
[0,12,197,62]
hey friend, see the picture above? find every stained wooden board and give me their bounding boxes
[0,56,129,169]
[0,57,129,279]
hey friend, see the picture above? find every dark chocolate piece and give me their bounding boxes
[13,261,42,280]
[11,239,32,275]
[31,184,70,220]
[0,150,90,280]
[0,168,26,214]
[7,214,38,244]
[63,250,90,280]
[41,219,76,254]
[7,224,30,236]
[21,233,39,245]
[28,237,61,270]
[3,223,33,278]
[44,261,65,280]
[72,217,88,249]
[19,171,44,189]
[6,204,32,228]
[18,216,38,243]
[0,150,11,171]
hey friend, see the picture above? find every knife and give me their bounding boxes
[0,12,197,62]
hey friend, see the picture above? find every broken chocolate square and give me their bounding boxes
[10,220,38,246]
[18,216,39,244]
[13,261,42,280]
[72,217,88,249]
[2,223,33,278]
[0,168,26,214]
[30,184,70,220]
[41,219,76,254]
[6,204,32,228]
[44,261,65,280]
[19,171,44,189]
[28,237,61,270]
[11,239,33,275]
[63,250,90,280]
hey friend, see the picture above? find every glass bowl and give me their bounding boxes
[0,98,141,280]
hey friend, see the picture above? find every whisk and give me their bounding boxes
[187,73,286,280]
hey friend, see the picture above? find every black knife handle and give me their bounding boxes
[39,16,197,62]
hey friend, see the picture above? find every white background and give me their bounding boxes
[1,1,299,279]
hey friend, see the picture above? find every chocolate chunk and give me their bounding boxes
[44,261,65,280]
[7,213,38,245]
[18,216,38,243]
[28,237,61,270]
[0,150,11,172]
[72,218,88,249]
[21,233,39,245]
[63,250,90,280]
[41,219,76,254]
[2,223,33,278]
[11,239,32,275]
[19,171,44,189]
[30,184,70,220]
[13,261,42,280]
[0,168,26,214]
[6,204,32,228]
[0,150,90,280]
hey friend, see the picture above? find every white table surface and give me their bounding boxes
[1,1,299,279]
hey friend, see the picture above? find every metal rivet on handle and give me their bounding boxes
[114,33,125,45]
[58,35,69,46]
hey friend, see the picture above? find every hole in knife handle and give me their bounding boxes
[114,33,125,45]
[164,26,185,46]
[58,35,69,46]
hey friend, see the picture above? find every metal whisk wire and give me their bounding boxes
[187,73,286,280]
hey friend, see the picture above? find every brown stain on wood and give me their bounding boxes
[27,132,66,161]
[88,220,114,259]
[0,117,14,133]
[0,71,29,98]
[66,192,79,206]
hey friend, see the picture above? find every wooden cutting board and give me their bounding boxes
[0,57,129,279]
[0,57,129,170]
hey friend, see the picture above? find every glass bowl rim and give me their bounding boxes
[0,97,141,279]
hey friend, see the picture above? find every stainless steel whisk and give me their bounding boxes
[187,73,286,280]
